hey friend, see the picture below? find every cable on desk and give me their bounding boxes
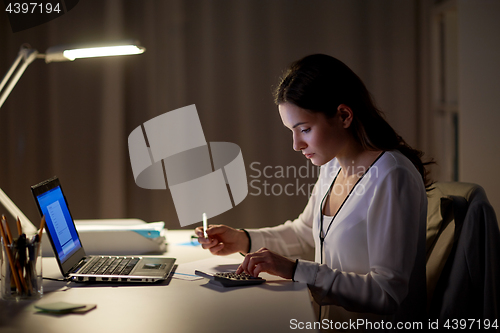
[42,277,70,282]
[1,275,69,282]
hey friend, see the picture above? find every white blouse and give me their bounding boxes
[246,150,427,325]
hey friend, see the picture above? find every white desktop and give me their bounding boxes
[0,229,318,333]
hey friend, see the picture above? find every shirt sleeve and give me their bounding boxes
[244,177,320,257]
[293,166,425,315]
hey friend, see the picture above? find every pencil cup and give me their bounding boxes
[1,236,43,300]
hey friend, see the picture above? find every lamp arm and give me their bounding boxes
[0,45,42,109]
[0,50,24,93]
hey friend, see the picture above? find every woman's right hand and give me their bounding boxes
[194,224,250,256]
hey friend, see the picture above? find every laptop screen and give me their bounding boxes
[35,185,82,262]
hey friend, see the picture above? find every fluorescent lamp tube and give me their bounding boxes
[45,41,145,63]
[63,45,145,60]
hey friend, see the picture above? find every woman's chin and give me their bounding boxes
[310,156,333,166]
[309,158,323,166]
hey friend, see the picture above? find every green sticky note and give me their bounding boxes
[35,302,88,313]
[70,304,97,313]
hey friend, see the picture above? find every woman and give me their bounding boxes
[195,54,431,328]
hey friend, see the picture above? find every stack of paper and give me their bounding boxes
[41,219,166,256]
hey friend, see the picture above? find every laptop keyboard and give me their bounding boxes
[77,256,140,276]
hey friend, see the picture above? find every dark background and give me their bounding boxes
[1,0,498,231]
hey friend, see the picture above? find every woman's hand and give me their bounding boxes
[236,248,296,279]
[194,224,249,256]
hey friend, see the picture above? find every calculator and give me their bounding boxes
[194,270,266,287]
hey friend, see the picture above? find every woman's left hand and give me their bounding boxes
[236,247,296,279]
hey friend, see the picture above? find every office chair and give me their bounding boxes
[426,182,500,327]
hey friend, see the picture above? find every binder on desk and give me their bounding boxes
[41,219,167,257]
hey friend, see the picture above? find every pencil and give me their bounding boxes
[3,216,27,294]
[15,235,28,294]
[38,215,46,241]
[1,215,13,245]
[34,216,46,265]
[16,217,22,237]
[0,217,22,294]
[203,213,208,238]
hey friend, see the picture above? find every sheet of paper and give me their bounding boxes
[75,221,164,231]
[174,256,243,281]
[74,221,165,239]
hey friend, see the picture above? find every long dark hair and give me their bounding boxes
[274,54,434,190]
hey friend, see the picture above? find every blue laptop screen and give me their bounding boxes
[36,186,82,262]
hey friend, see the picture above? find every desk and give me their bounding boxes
[0,230,318,333]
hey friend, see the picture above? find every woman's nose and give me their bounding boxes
[293,135,306,152]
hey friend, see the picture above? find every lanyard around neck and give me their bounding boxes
[318,151,385,264]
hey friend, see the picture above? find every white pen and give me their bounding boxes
[203,213,208,238]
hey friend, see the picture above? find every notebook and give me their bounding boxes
[31,176,175,283]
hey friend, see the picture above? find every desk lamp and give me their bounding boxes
[0,40,145,108]
[0,40,145,231]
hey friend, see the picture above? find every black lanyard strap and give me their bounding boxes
[318,151,385,264]
[316,151,385,322]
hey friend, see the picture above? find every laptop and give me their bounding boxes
[31,176,175,283]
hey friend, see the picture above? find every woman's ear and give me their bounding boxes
[337,104,354,128]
